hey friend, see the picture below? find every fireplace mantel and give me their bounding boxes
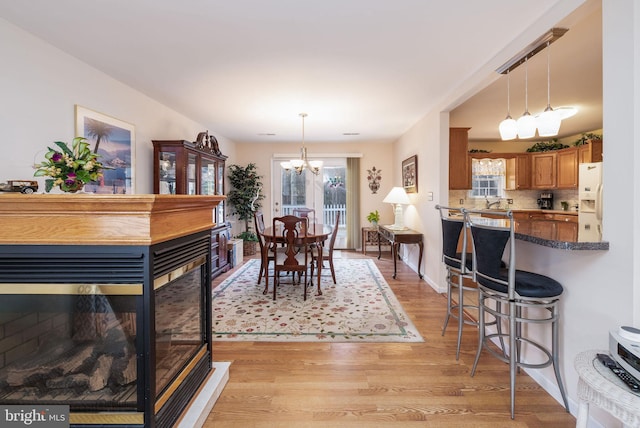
[0,194,224,245]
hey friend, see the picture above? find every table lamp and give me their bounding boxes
[383,187,410,230]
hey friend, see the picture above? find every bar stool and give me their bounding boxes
[435,205,478,360]
[464,209,569,418]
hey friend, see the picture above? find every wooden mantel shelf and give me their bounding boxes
[0,194,225,245]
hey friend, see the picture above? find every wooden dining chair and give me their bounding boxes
[312,212,340,284]
[270,215,314,300]
[254,211,274,285]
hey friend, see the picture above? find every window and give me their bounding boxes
[470,158,506,198]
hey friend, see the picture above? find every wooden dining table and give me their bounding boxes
[260,223,332,297]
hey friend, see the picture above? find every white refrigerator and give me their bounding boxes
[578,162,603,242]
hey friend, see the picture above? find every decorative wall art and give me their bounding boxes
[75,105,135,194]
[402,155,417,193]
[367,166,382,194]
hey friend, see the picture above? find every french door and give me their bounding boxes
[271,158,347,248]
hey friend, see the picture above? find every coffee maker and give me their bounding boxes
[537,192,554,210]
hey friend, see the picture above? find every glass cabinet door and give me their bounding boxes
[216,162,225,223]
[200,158,216,195]
[158,151,177,194]
[187,153,197,195]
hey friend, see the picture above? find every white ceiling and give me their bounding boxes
[0,0,601,144]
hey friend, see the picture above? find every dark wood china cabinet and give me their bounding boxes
[152,137,230,279]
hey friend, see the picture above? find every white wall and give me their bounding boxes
[0,18,237,194]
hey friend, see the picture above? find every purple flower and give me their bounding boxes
[65,172,77,185]
[52,152,63,162]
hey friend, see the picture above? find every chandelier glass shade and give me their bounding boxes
[280,113,322,175]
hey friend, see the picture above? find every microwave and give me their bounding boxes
[609,327,640,381]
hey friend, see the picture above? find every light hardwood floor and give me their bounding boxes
[204,251,575,427]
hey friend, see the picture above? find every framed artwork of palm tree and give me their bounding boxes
[75,105,135,194]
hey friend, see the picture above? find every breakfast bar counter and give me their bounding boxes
[472,211,609,251]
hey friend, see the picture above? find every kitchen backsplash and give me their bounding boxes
[449,189,579,212]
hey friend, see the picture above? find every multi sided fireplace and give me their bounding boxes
[0,195,224,428]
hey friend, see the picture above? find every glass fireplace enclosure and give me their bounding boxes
[0,230,212,428]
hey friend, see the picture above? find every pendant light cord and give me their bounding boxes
[524,56,529,114]
[506,70,511,116]
[546,41,551,108]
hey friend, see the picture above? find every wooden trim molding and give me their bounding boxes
[0,194,224,245]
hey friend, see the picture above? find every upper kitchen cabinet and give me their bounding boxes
[505,154,531,190]
[557,148,578,188]
[578,139,603,163]
[449,128,471,189]
[531,151,557,189]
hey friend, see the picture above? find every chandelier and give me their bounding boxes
[280,113,322,175]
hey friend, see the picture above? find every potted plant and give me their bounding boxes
[227,163,264,256]
[367,210,380,226]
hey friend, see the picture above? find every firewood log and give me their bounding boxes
[89,354,114,391]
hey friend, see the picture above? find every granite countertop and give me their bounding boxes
[468,214,609,251]
[513,222,609,251]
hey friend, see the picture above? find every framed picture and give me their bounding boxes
[75,105,135,194]
[402,155,418,193]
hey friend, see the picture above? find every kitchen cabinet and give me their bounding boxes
[557,147,578,188]
[449,128,471,189]
[531,152,557,189]
[578,139,603,163]
[531,219,556,238]
[556,220,578,241]
[504,154,531,190]
[153,139,230,279]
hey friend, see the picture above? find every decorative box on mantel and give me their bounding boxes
[0,194,225,428]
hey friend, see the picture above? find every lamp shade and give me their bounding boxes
[383,187,410,205]
[499,116,518,140]
[537,107,562,137]
[516,112,537,139]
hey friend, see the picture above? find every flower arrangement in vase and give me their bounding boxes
[34,137,107,193]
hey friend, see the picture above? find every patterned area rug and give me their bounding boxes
[212,258,423,342]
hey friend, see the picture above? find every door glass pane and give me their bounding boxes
[323,166,345,224]
[281,169,307,214]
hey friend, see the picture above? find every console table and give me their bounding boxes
[362,226,389,255]
[574,350,640,428]
[377,225,423,279]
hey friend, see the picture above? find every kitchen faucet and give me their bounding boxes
[485,196,501,209]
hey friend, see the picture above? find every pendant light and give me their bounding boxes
[516,56,537,139]
[537,41,562,137]
[498,70,518,140]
